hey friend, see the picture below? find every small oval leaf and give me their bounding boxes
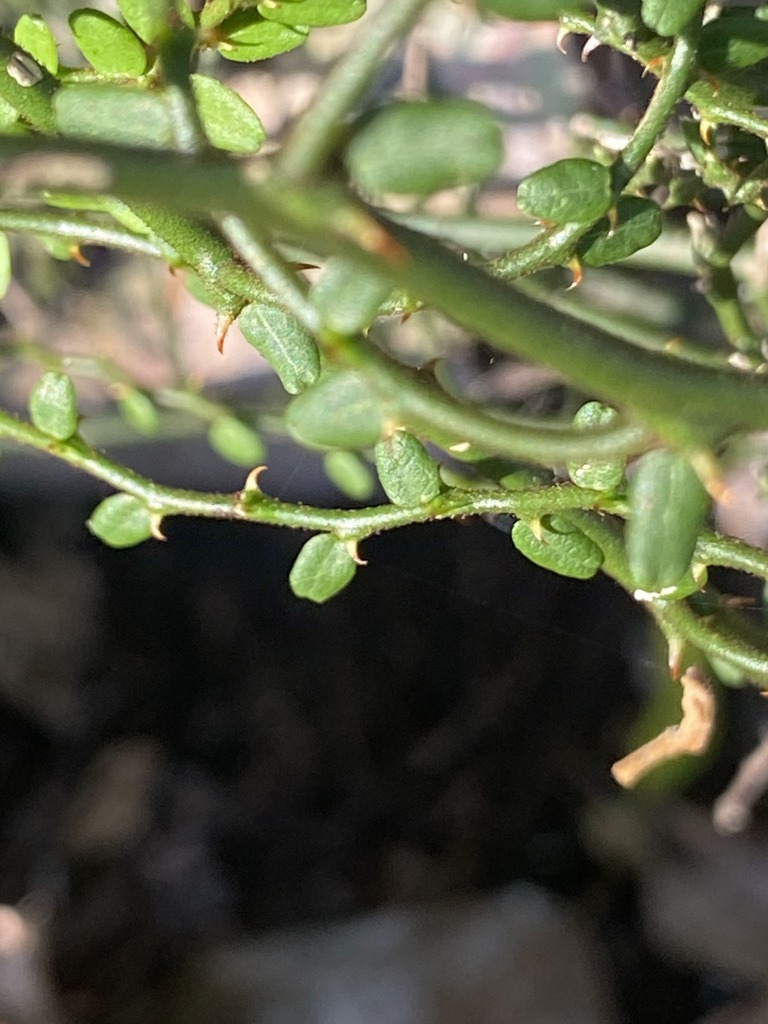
[699,13,768,75]
[117,387,159,435]
[257,0,366,27]
[289,533,357,603]
[312,257,391,335]
[14,14,58,74]
[207,416,265,467]
[238,301,320,395]
[641,0,705,39]
[87,493,155,548]
[517,158,612,226]
[116,0,170,44]
[345,99,503,197]
[68,10,149,76]
[567,402,625,491]
[626,449,710,594]
[374,430,441,506]
[54,85,174,149]
[216,11,309,62]
[29,371,79,440]
[191,73,265,153]
[577,197,662,268]
[511,516,604,580]
[286,369,383,450]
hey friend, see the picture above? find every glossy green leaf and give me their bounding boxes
[285,369,383,450]
[207,416,265,467]
[577,197,662,267]
[289,533,357,602]
[216,11,309,62]
[626,449,709,594]
[480,0,588,18]
[14,15,58,74]
[117,387,159,435]
[116,0,170,43]
[54,85,174,148]
[312,257,391,335]
[699,13,768,74]
[0,232,10,301]
[641,0,704,38]
[374,430,441,506]
[567,402,625,491]
[323,451,375,501]
[517,158,612,226]
[191,74,265,153]
[512,516,604,580]
[87,493,155,549]
[238,301,320,395]
[257,0,366,27]
[29,371,79,441]
[345,99,503,197]
[68,10,149,76]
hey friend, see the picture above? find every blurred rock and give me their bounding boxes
[170,884,618,1024]
[0,902,60,1024]
[642,807,768,984]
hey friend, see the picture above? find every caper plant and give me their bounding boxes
[4,0,768,766]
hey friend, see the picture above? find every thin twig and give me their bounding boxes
[277,0,433,180]
[612,668,715,787]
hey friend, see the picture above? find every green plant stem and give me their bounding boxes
[653,598,768,684]
[341,337,653,463]
[377,217,768,448]
[689,207,767,356]
[124,201,266,318]
[0,43,269,322]
[0,207,169,259]
[702,262,760,355]
[398,212,696,274]
[494,20,700,281]
[277,0,433,180]
[492,222,587,282]
[5,138,768,447]
[612,19,700,191]
[686,81,768,139]
[515,277,732,368]
[0,405,611,536]
[218,214,321,333]
[2,398,766,679]
[696,532,768,578]
[571,511,768,685]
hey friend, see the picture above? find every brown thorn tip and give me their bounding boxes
[244,465,267,493]
[71,246,90,267]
